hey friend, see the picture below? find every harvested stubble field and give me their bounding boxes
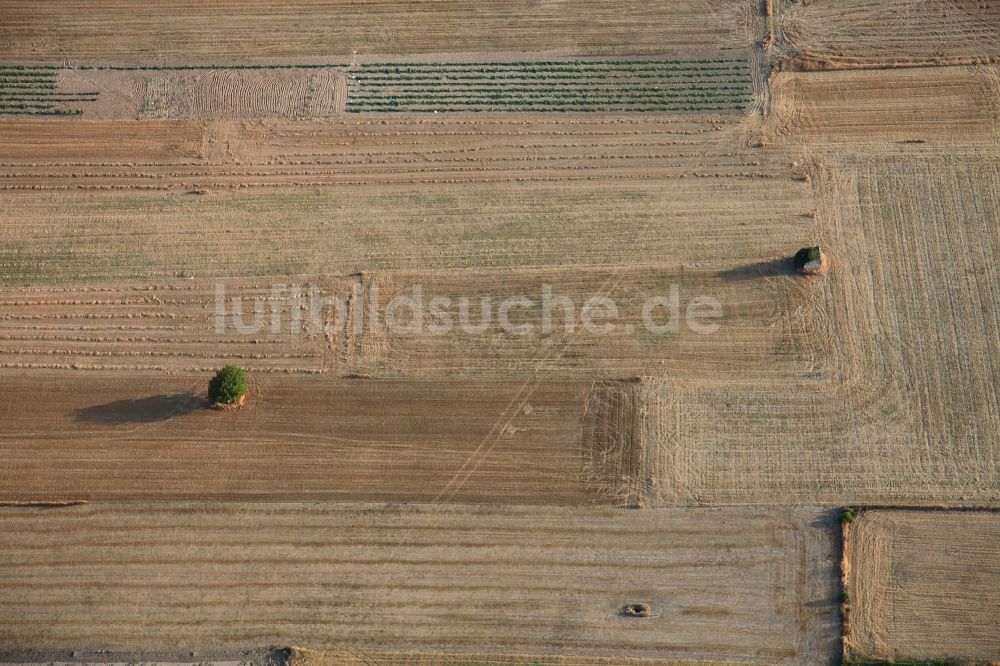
[0,114,777,190]
[3,112,998,506]
[844,509,1000,663]
[781,0,1000,68]
[767,65,1000,144]
[0,1,760,60]
[0,503,840,661]
[0,0,999,663]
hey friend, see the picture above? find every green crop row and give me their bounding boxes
[0,78,59,85]
[0,70,58,77]
[354,66,749,76]
[0,108,83,115]
[1,95,98,102]
[350,90,749,102]
[353,73,750,82]
[351,81,751,89]
[0,83,58,90]
[350,99,745,107]
[351,85,752,94]
[356,58,747,67]
[347,105,742,113]
[349,98,746,109]
[0,91,99,96]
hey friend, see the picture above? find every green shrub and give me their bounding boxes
[840,507,856,524]
[840,590,850,603]
[208,365,247,405]
[793,246,822,271]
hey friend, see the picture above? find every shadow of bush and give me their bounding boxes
[74,393,205,424]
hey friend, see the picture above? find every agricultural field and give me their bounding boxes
[0,66,90,116]
[780,0,1000,68]
[844,509,1000,663]
[0,0,998,664]
[0,503,840,661]
[0,1,760,60]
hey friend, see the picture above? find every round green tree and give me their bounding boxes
[208,365,248,405]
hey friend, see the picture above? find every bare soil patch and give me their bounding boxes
[0,373,595,504]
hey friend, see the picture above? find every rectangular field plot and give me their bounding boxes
[782,0,1000,67]
[0,0,759,60]
[769,66,998,145]
[345,59,753,113]
[0,374,595,504]
[0,176,810,285]
[1,59,753,119]
[0,503,840,661]
[651,158,1000,506]
[845,509,1000,663]
[0,115,785,189]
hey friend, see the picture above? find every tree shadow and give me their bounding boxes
[717,257,797,282]
[74,393,205,424]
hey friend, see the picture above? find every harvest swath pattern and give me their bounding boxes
[0,67,95,116]
[0,281,325,373]
[347,60,753,112]
[0,116,784,191]
[0,503,838,660]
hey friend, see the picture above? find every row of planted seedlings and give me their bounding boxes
[345,59,752,112]
[0,67,96,115]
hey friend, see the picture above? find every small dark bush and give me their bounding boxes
[208,365,247,405]
[840,507,856,524]
[793,246,822,271]
[840,590,850,603]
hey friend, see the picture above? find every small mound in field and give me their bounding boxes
[623,603,652,617]
[793,246,828,275]
[211,393,247,411]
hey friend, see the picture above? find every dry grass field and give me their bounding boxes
[0,0,999,663]
[844,509,1000,663]
[0,503,840,661]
